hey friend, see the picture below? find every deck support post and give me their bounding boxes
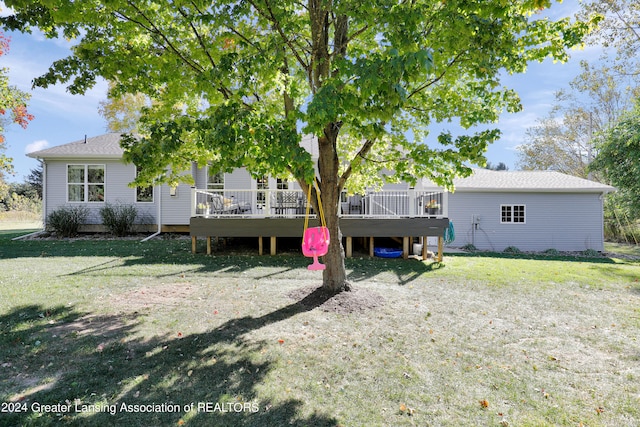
[207,236,212,255]
[191,236,197,254]
[258,236,263,255]
[369,237,374,257]
[270,236,276,255]
[402,237,409,259]
[437,236,444,262]
[346,236,353,258]
[422,236,428,260]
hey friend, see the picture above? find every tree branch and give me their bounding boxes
[613,8,640,45]
[175,6,233,100]
[338,138,375,191]
[122,1,205,75]
[407,52,464,99]
[246,0,310,71]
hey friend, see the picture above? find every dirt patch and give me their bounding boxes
[112,283,197,310]
[288,284,385,314]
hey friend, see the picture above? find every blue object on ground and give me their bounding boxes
[374,247,403,258]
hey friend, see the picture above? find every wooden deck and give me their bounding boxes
[190,217,449,261]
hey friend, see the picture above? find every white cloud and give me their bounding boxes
[0,1,13,17]
[25,139,49,154]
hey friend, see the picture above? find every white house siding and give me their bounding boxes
[447,192,605,252]
[194,165,206,189]
[225,168,252,189]
[158,183,193,225]
[43,159,159,225]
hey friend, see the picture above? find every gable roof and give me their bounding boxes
[26,133,321,160]
[452,168,614,194]
[26,133,125,159]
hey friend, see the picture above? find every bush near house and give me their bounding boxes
[46,205,89,237]
[99,203,138,236]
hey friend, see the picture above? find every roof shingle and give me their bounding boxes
[452,168,614,193]
[27,133,125,159]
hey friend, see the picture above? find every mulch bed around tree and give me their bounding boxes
[288,284,385,314]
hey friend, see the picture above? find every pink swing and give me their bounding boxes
[302,181,329,271]
[302,226,329,270]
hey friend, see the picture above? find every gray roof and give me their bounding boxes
[27,133,125,159]
[27,134,614,193]
[27,132,321,160]
[452,168,614,193]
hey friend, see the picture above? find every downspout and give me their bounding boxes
[13,160,47,241]
[599,191,606,252]
[141,184,162,242]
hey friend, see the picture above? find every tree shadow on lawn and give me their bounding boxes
[346,256,443,286]
[2,235,444,287]
[0,295,339,426]
[443,250,620,264]
[64,253,443,287]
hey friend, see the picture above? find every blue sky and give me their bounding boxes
[1,0,600,183]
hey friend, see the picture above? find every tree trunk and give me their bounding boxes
[320,176,350,293]
[317,124,350,293]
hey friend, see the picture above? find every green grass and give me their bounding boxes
[1,231,639,426]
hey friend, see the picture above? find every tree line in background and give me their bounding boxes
[516,0,640,243]
[0,164,42,221]
[0,29,38,221]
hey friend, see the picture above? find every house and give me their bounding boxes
[443,169,614,252]
[27,133,613,255]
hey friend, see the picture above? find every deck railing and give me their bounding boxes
[191,188,446,218]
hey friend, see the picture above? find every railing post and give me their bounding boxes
[265,189,271,215]
[443,190,449,217]
[191,186,196,217]
[409,189,416,217]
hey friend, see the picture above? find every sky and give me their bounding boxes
[0,0,602,183]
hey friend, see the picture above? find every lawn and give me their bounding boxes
[1,229,639,426]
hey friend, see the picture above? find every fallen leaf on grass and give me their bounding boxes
[479,399,489,409]
[399,404,415,415]
[278,339,285,344]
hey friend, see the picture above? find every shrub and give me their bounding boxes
[503,246,521,254]
[543,248,559,256]
[461,243,477,252]
[100,203,138,236]
[582,248,600,258]
[47,205,89,237]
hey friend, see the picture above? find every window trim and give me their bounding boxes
[500,204,526,224]
[276,178,290,190]
[67,164,106,203]
[135,166,154,203]
[207,167,225,192]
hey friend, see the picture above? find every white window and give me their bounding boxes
[67,164,105,202]
[207,168,224,192]
[276,178,289,190]
[136,166,154,203]
[256,175,268,207]
[501,204,525,224]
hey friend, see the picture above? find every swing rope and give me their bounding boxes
[303,179,327,235]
